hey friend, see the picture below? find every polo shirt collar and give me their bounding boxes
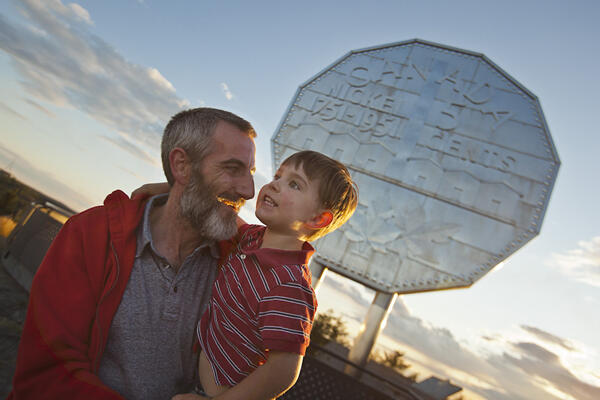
[241,225,314,268]
[136,194,218,259]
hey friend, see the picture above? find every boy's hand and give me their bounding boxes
[131,182,170,199]
[171,393,209,400]
[204,351,301,400]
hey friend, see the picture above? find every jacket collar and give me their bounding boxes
[103,190,149,249]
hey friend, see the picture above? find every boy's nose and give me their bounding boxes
[268,179,280,193]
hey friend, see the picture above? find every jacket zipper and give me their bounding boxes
[92,241,120,373]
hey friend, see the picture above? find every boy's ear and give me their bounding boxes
[305,211,333,230]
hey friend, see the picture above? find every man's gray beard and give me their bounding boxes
[179,174,238,241]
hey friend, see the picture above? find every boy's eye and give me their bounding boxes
[273,174,280,180]
[290,181,300,190]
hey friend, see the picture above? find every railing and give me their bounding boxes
[282,345,426,400]
[2,204,66,291]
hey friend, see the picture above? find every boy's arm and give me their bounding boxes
[171,352,301,400]
[131,181,170,198]
[216,351,302,400]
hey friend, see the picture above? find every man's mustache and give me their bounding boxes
[216,195,245,212]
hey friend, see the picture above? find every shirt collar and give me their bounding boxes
[136,194,218,259]
[241,225,314,268]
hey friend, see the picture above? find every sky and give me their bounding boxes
[1,1,599,399]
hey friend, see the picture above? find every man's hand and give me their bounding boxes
[131,182,170,199]
[172,393,210,400]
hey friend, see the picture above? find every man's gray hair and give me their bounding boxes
[161,107,256,185]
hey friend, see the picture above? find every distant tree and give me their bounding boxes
[0,189,20,216]
[373,350,418,382]
[309,309,350,349]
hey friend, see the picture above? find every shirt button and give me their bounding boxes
[240,254,246,259]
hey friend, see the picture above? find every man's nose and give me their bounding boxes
[237,173,255,200]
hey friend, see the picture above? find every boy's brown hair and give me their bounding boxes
[281,150,358,241]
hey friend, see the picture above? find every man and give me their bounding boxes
[8,108,257,400]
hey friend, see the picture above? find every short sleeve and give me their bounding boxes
[258,280,317,355]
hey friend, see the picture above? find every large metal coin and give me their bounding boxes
[272,39,560,294]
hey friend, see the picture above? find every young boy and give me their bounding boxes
[175,150,358,400]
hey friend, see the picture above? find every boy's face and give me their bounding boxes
[255,162,324,237]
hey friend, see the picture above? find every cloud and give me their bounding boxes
[548,236,600,287]
[511,341,560,364]
[147,67,175,92]
[68,3,93,25]
[0,0,189,160]
[322,272,374,309]
[23,98,55,117]
[117,165,146,181]
[221,82,234,100]
[0,101,28,120]
[0,144,93,211]
[317,279,600,400]
[520,325,576,351]
[383,304,600,400]
[504,342,600,400]
[99,134,159,166]
[27,0,94,25]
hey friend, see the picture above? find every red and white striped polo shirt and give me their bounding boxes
[198,224,317,387]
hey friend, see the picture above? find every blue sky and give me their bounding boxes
[1,1,599,399]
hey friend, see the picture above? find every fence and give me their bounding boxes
[2,204,66,291]
[281,345,424,400]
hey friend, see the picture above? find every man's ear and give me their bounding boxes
[305,211,333,230]
[169,148,191,185]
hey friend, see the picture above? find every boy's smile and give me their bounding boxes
[261,194,278,208]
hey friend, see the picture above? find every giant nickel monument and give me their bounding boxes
[271,39,560,368]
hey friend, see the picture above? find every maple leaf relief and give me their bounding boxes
[344,197,460,263]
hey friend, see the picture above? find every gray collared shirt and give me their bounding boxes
[98,194,218,400]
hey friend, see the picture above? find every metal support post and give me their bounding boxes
[309,259,327,292]
[345,291,397,377]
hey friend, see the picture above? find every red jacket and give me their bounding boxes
[8,190,147,400]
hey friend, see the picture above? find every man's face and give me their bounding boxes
[180,121,256,240]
